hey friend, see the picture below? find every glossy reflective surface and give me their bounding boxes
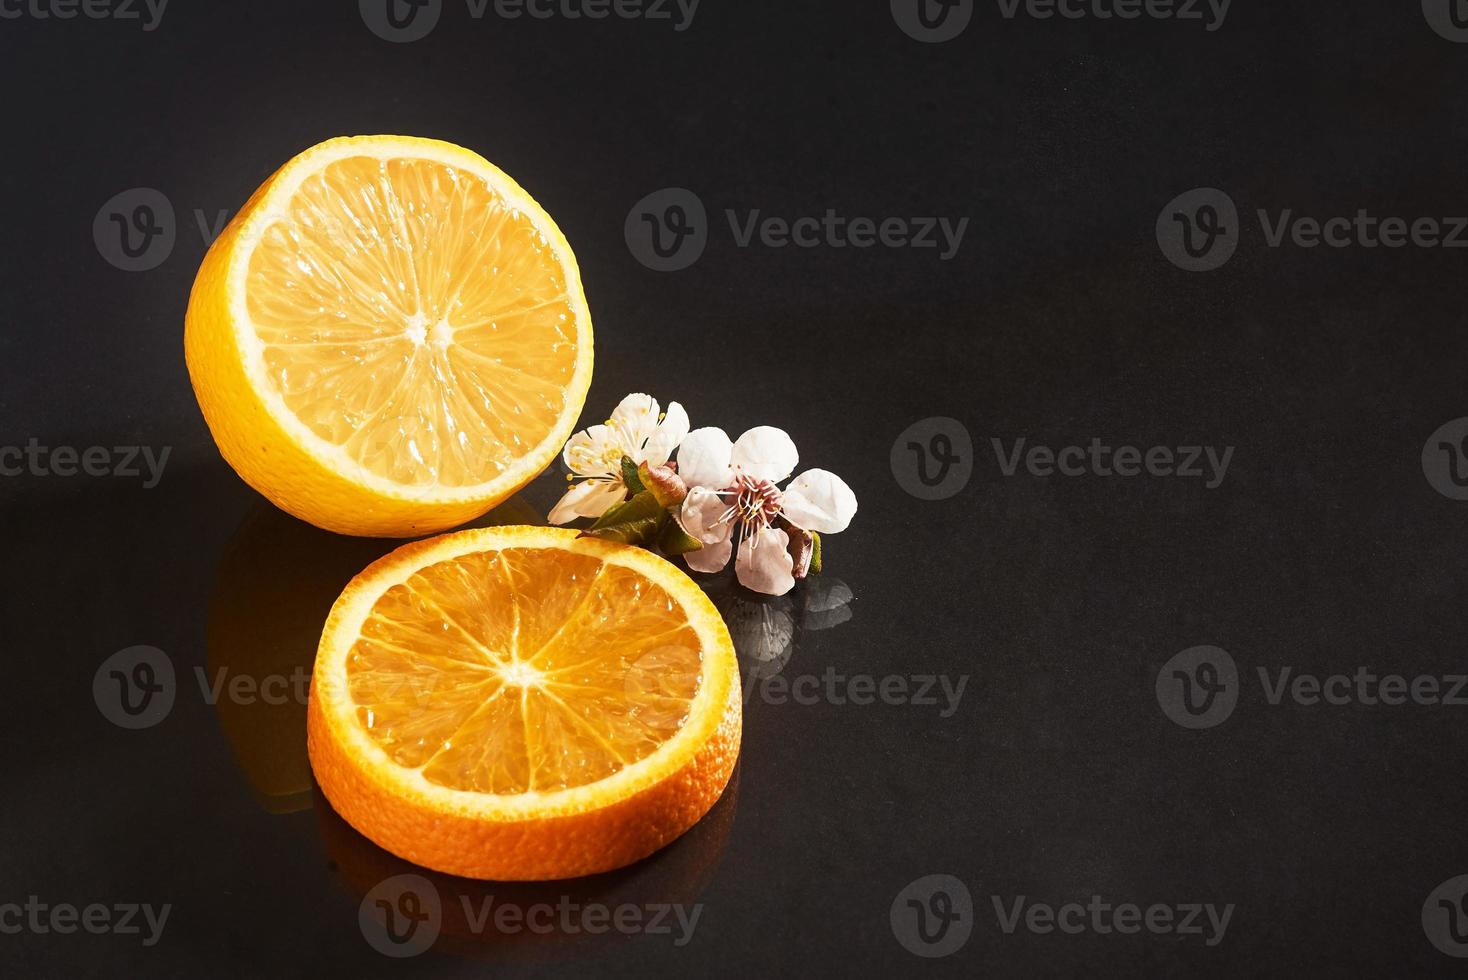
[7,3,1468,976]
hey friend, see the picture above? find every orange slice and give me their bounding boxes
[307,526,741,880]
[185,136,593,537]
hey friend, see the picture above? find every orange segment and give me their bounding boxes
[308,526,741,881]
[185,137,593,536]
[348,548,702,793]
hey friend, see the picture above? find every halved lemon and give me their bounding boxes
[185,136,593,537]
[307,525,741,880]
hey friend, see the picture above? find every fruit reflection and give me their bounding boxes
[318,765,738,961]
[205,497,540,813]
[696,570,855,709]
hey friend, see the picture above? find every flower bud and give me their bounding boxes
[786,526,814,579]
[638,460,688,508]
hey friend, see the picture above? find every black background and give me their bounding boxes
[4,1,1468,976]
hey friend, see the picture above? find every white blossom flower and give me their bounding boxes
[548,393,689,524]
[676,426,857,596]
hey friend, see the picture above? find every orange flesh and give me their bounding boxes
[244,156,580,487]
[345,548,704,794]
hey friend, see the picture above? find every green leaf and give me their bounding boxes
[657,511,704,555]
[587,489,661,531]
[581,490,665,546]
[620,455,645,496]
[809,531,823,575]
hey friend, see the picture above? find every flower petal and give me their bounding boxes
[609,393,661,455]
[643,400,689,466]
[780,468,857,534]
[547,479,625,524]
[730,426,798,483]
[676,427,734,489]
[678,487,733,545]
[684,534,733,574]
[562,424,618,478]
[735,527,795,596]
[610,392,660,426]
